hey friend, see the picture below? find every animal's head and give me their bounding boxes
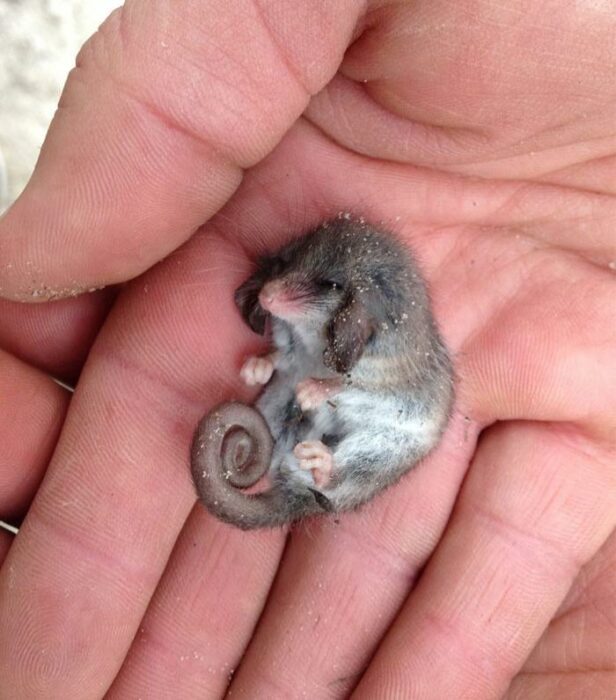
[235,219,412,373]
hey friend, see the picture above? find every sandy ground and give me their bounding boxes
[0,0,119,211]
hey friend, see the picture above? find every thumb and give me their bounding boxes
[0,0,362,301]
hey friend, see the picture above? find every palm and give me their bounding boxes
[0,2,614,698]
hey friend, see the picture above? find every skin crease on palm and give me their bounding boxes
[0,0,614,697]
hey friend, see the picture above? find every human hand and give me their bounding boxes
[0,1,614,698]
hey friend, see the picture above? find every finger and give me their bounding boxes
[0,290,115,382]
[506,671,616,700]
[505,530,616,698]
[310,1,616,183]
[0,222,288,696]
[0,0,363,301]
[353,422,616,699]
[106,508,284,699]
[0,349,69,521]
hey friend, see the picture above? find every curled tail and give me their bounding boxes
[191,401,321,530]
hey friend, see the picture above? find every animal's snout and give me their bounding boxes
[258,278,308,318]
[259,279,287,311]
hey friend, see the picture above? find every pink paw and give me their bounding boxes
[293,441,334,488]
[240,355,275,386]
[295,378,340,412]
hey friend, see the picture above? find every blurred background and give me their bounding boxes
[0,0,119,211]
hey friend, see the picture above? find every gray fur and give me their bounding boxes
[191,216,454,529]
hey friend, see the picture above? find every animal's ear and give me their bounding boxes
[324,290,377,373]
[234,273,269,335]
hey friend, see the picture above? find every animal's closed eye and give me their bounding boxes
[318,279,342,291]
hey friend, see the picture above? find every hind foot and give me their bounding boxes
[293,441,334,488]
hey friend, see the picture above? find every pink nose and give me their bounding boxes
[258,280,286,311]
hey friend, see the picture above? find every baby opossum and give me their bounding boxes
[191,216,454,530]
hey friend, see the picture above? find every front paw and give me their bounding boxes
[295,378,339,411]
[240,355,275,386]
